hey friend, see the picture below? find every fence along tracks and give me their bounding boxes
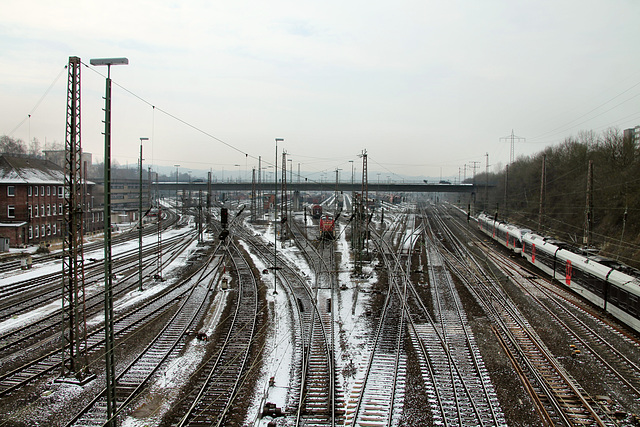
[430,206,617,426]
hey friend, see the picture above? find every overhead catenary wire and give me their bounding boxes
[6,64,68,137]
[80,61,252,161]
[529,78,640,143]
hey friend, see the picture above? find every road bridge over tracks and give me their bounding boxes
[153,181,486,194]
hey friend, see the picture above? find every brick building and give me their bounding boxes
[0,155,101,248]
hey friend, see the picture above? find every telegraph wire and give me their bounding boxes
[81,61,253,163]
[529,78,640,142]
[6,64,68,137]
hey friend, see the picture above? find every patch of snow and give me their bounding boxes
[238,238,294,426]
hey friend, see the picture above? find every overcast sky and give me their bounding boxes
[1,0,639,181]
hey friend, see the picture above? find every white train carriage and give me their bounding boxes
[496,222,528,254]
[478,213,527,254]
[523,232,640,333]
[555,249,614,305]
[521,233,564,278]
[602,266,640,333]
[477,213,497,239]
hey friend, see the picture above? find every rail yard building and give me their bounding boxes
[0,154,102,248]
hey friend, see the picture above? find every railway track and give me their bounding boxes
[0,231,197,360]
[344,210,412,427]
[0,208,178,275]
[0,231,200,399]
[67,242,223,426]
[172,238,259,427]
[291,220,341,425]
[0,231,189,330]
[412,235,506,427]
[239,216,341,426]
[479,236,640,413]
[360,209,505,427]
[429,206,618,426]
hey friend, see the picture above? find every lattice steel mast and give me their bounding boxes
[60,56,90,382]
[251,167,256,222]
[281,151,288,240]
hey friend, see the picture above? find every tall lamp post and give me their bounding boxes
[274,138,283,294]
[138,137,148,292]
[89,56,128,427]
[174,164,180,213]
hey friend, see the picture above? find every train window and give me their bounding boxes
[536,249,554,270]
[576,269,604,298]
[628,294,639,316]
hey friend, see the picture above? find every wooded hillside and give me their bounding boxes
[472,128,640,268]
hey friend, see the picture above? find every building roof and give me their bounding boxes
[0,221,28,227]
[0,155,65,185]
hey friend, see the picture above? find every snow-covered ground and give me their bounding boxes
[3,209,380,426]
[241,216,378,425]
[0,224,200,336]
[120,288,229,427]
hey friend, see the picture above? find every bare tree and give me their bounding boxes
[28,137,42,158]
[0,135,27,154]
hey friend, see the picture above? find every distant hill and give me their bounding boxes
[471,128,640,268]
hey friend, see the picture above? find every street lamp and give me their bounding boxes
[89,56,128,427]
[187,171,192,210]
[287,158,292,217]
[274,138,283,294]
[138,137,148,292]
[174,165,180,213]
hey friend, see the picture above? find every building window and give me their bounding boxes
[58,186,63,197]
[41,205,45,216]
[52,223,57,235]
[47,186,51,196]
[47,205,51,216]
[28,186,33,196]
[34,205,39,217]
[34,186,38,196]
[47,224,51,236]
[8,206,15,218]
[52,204,56,216]
[35,226,39,238]
[7,186,15,197]
[41,225,45,237]
[41,186,44,196]
[28,205,32,219]
[59,203,63,215]
[28,226,33,239]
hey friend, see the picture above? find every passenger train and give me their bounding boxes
[477,213,640,334]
